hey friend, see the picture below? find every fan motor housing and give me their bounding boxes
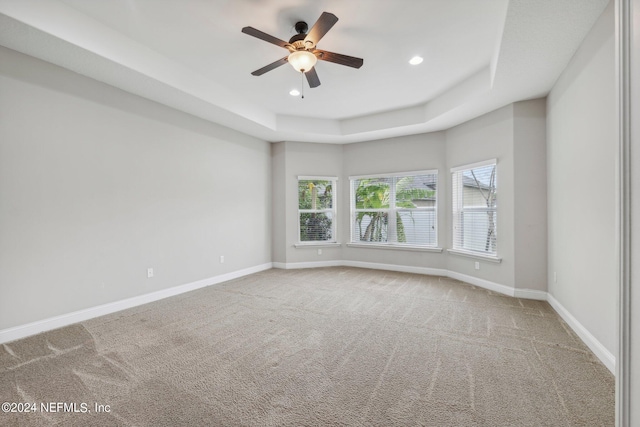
[289,33,306,44]
[289,21,309,44]
[294,21,308,34]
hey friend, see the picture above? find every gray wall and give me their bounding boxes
[272,141,343,264]
[446,100,547,290]
[342,133,448,269]
[513,99,548,292]
[271,142,287,264]
[618,0,640,427]
[546,1,616,356]
[0,47,272,330]
[445,104,516,286]
[274,100,547,293]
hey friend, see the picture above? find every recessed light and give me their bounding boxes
[289,89,300,96]
[409,56,424,65]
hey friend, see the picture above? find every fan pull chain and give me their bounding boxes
[301,71,305,99]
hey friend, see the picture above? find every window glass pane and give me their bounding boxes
[354,178,391,209]
[350,173,438,247]
[396,210,436,245]
[299,212,333,242]
[395,175,437,208]
[298,180,333,210]
[352,211,388,243]
[462,164,496,208]
[297,177,336,243]
[459,211,497,253]
[452,162,497,255]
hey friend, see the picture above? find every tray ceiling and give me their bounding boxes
[0,0,609,143]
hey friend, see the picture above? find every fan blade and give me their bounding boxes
[251,57,289,76]
[242,27,291,49]
[305,12,338,45]
[305,67,321,88]
[315,49,363,68]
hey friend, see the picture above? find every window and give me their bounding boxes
[350,171,438,247]
[451,160,497,256]
[297,176,337,243]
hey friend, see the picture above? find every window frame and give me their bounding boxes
[296,176,338,245]
[449,159,500,261]
[348,170,439,250]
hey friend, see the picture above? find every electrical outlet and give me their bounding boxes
[220,255,225,264]
[147,268,154,278]
[474,261,480,270]
[317,248,322,255]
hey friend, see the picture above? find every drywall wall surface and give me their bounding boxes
[546,1,616,356]
[628,0,640,419]
[0,47,272,330]
[281,141,343,264]
[271,142,286,263]
[513,99,548,291]
[341,133,448,269]
[445,105,516,288]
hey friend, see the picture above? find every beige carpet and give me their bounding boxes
[0,267,614,426]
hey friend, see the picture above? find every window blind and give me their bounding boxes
[451,161,497,255]
[297,177,337,243]
[350,171,438,247]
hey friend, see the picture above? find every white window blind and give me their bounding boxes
[297,177,337,243]
[451,160,497,255]
[350,171,438,247]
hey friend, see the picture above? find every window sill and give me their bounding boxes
[447,249,502,263]
[294,242,342,248]
[347,243,443,253]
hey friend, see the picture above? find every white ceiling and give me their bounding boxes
[0,0,609,143]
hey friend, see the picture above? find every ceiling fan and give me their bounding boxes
[241,12,364,89]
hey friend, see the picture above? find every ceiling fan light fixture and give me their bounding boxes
[288,50,317,73]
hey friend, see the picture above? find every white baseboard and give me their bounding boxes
[275,260,537,299]
[546,294,615,374]
[513,288,548,301]
[0,263,273,345]
[273,260,343,269]
[446,270,517,297]
[342,260,448,277]
[274,259,447,279]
